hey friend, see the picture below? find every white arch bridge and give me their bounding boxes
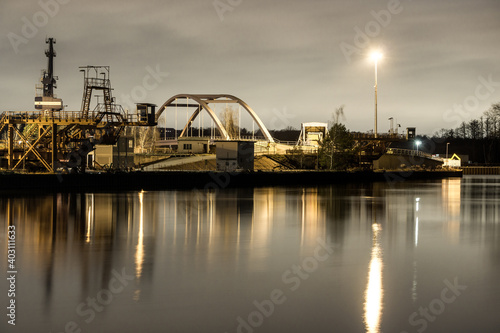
[155,94,275,143]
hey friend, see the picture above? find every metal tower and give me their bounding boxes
[43,37,57,97]
[35,37,63,111]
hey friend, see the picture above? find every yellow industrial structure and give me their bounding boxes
[0,38,156,172]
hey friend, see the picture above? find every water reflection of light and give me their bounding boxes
[251,189,273,248]
[134,191,145,300]
[85,194,94,243]
[415,198,420,247]
[409,197,421,302]
[197,197,201,245]
[411,260,418,302]
[442,178,461,216]
[442,178,461,242]
[208,193,214,245]
[364,223,383,333]
[300,188,322,250]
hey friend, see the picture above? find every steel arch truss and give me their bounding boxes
[155,94,274,143]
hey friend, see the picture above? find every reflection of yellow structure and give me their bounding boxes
[84,193,114,242]
[250,188,274,270]
[364,223,383,333]
[300,188,324,250]
[85,194,94,243]
[442,178,461,243]
[134,191,145,300]
[136,191,145,279]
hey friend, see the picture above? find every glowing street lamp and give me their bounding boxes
[371,52,382,138]
[415,140,422,153]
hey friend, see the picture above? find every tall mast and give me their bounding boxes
[35,37,63,111]
[42,37,57,97]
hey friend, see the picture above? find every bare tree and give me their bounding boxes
[220,106,239,139]
[456,122,467,139]
[135,127,156,153]
[467,119,482,139]
[484,103,500,138]
[332,105,345,125]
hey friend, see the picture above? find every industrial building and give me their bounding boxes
[215,140,254,171]
[297,122,328,147]
[177,137,210,154]
[88,136,134,169]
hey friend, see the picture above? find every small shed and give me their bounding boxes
[88,136,134,169]
[177,137,210,154]
[215,140,255,171]
[406,127,416,139]
[443,153,462,168]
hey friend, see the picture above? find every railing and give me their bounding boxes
[386,148,441,160]
[157,135,268,142]
[0,110,150,125]
[85,78,110,89]
[351,132,406,140]
[1,111,96,122]
[275,141,297,146]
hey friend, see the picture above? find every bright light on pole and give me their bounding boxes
[416,140,422,153]
[371,51,382,138]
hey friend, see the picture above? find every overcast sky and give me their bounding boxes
[1,0,500,135]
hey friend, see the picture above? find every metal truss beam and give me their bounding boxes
[12,125,53,171]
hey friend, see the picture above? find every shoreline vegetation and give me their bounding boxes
[0,169,462,192]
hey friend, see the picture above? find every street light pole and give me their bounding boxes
[446,142,450,159]
[371,52,382,138]
[374,58,378,138]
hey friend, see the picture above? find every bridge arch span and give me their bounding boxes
[155,94,274,143]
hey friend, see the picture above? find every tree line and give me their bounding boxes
[433,103,500,140]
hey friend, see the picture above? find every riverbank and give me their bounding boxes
[0,170,462,192]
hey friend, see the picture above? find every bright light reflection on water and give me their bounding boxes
[364,223,383,333]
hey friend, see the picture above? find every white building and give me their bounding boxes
[296,122,328,147]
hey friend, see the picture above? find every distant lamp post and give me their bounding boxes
[371,51,383,138]
[415,140,422,154]
[446,142,450,159]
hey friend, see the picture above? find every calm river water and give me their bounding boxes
[1,176,500,333]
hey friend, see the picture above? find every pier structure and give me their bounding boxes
[0,107,155,172]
